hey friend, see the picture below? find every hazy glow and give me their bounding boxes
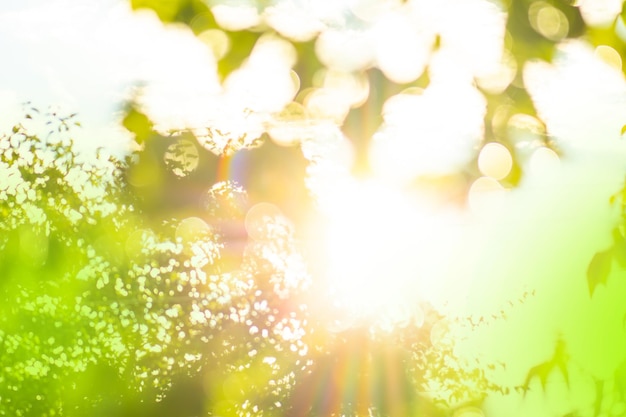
[321,179,460,326]
[300,124,355,211]
[245,202,284,241]
[324,181,417,315]
[300,123,467,327]
[528,147,560,176]
[467,176,506,214]
[8,0,626,414]
[176,217,212,242]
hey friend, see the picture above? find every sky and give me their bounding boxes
[0,0,216,154]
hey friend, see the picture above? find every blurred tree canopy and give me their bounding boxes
[5,0,626,417]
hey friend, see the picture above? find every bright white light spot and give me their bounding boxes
[176,217,211,242]
[303,69,368,121]
[315,29,374,72]
[211,4,261,31]
[300,124,355,211]
[371,80,485,181]
[197,29,230,60]
[507,113,545,151]
[164,139,199,177]
[262,356,276,365]
[351,0,401,21]
[475,49,517,94]
[468,176,506,214]
[304,88,351,124]
[224,35,297,114]
[322,70,369,108]
[594,44,622,71]
[529,2,569,41]
[245,202,284,241]
[320,179,463,326]
[478,142,513,180]
[414,0,507,80]
[324,181,418,319]
[372,11,431,83]
[524,42,626,151]
[267,102,311,146]
[309,0,354,24]
[264,2,324,42]
[577,0,622,27]
[528,146,560,176]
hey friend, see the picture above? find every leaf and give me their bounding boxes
[587,249,613,296]
[523,339,569,393]
[122,107,154,145]
[594,379,604,417]
[217,30,262,80]
[612,228,626,268]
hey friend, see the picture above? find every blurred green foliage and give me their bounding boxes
[0,110,310,416]
[0,110,474,416]
[6,0,626,416]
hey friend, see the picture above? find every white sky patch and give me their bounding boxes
[211,2,261,31]
[224,35,297,114]
[524,41,626,154]
[315,28,374,73]
[371,9,432,83]
[577,0,622,27]
[370,79,486,181]
[408,0,507,79]
[0,0,220,155]
[263,2,324,42]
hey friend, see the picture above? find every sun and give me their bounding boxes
[314,177,461,329]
